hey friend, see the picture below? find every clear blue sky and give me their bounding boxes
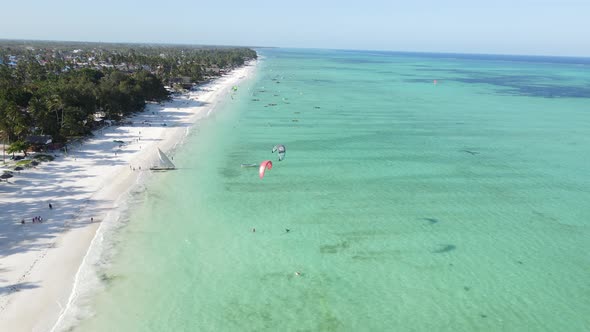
[1,0,588,57]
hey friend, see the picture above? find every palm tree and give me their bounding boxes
[7,140,29,157]
[0,100,31,141]
[46,94,65,131]
[0,130,8,163]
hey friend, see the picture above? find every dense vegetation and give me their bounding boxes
[0,66,169,142]
[0,40,257,152]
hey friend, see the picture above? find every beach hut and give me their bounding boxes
[25,135,53,151]
[26,135,53,144]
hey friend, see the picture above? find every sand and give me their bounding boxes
[0,60,257,332]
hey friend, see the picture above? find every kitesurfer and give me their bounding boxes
[272,144,286,161]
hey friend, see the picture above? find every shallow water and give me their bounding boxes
[74,49,590,331]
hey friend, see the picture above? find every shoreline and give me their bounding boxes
[0,60,257,332]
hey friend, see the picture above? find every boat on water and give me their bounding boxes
[150,148,176,171]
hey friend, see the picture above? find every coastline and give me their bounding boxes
[0,60,257,332]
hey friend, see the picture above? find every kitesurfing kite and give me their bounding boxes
[259,160,273,179]
[272,144,286,161]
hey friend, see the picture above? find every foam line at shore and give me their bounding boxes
[49,195,119,332]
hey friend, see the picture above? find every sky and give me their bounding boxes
[1,0,589,57]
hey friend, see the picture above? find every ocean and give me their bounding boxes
[71,49,590,331]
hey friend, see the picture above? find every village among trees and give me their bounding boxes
[0,40,257,157]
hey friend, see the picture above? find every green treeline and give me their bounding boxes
[0,42,257,148]
[0,67,169,142]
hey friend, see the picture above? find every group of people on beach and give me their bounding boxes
[22,216,43,224]
[20,203,52,224]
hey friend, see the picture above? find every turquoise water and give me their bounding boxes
[75,49,590,331]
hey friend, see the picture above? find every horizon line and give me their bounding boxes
[1,37,589,60]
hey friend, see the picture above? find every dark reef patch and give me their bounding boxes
[422,217,439,224]
[320,241,350,254]
[432,244,456,253]
[461,150,479,155]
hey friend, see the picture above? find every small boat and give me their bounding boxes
[150,148,176,171]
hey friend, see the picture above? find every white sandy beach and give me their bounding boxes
[0,61,256,332]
